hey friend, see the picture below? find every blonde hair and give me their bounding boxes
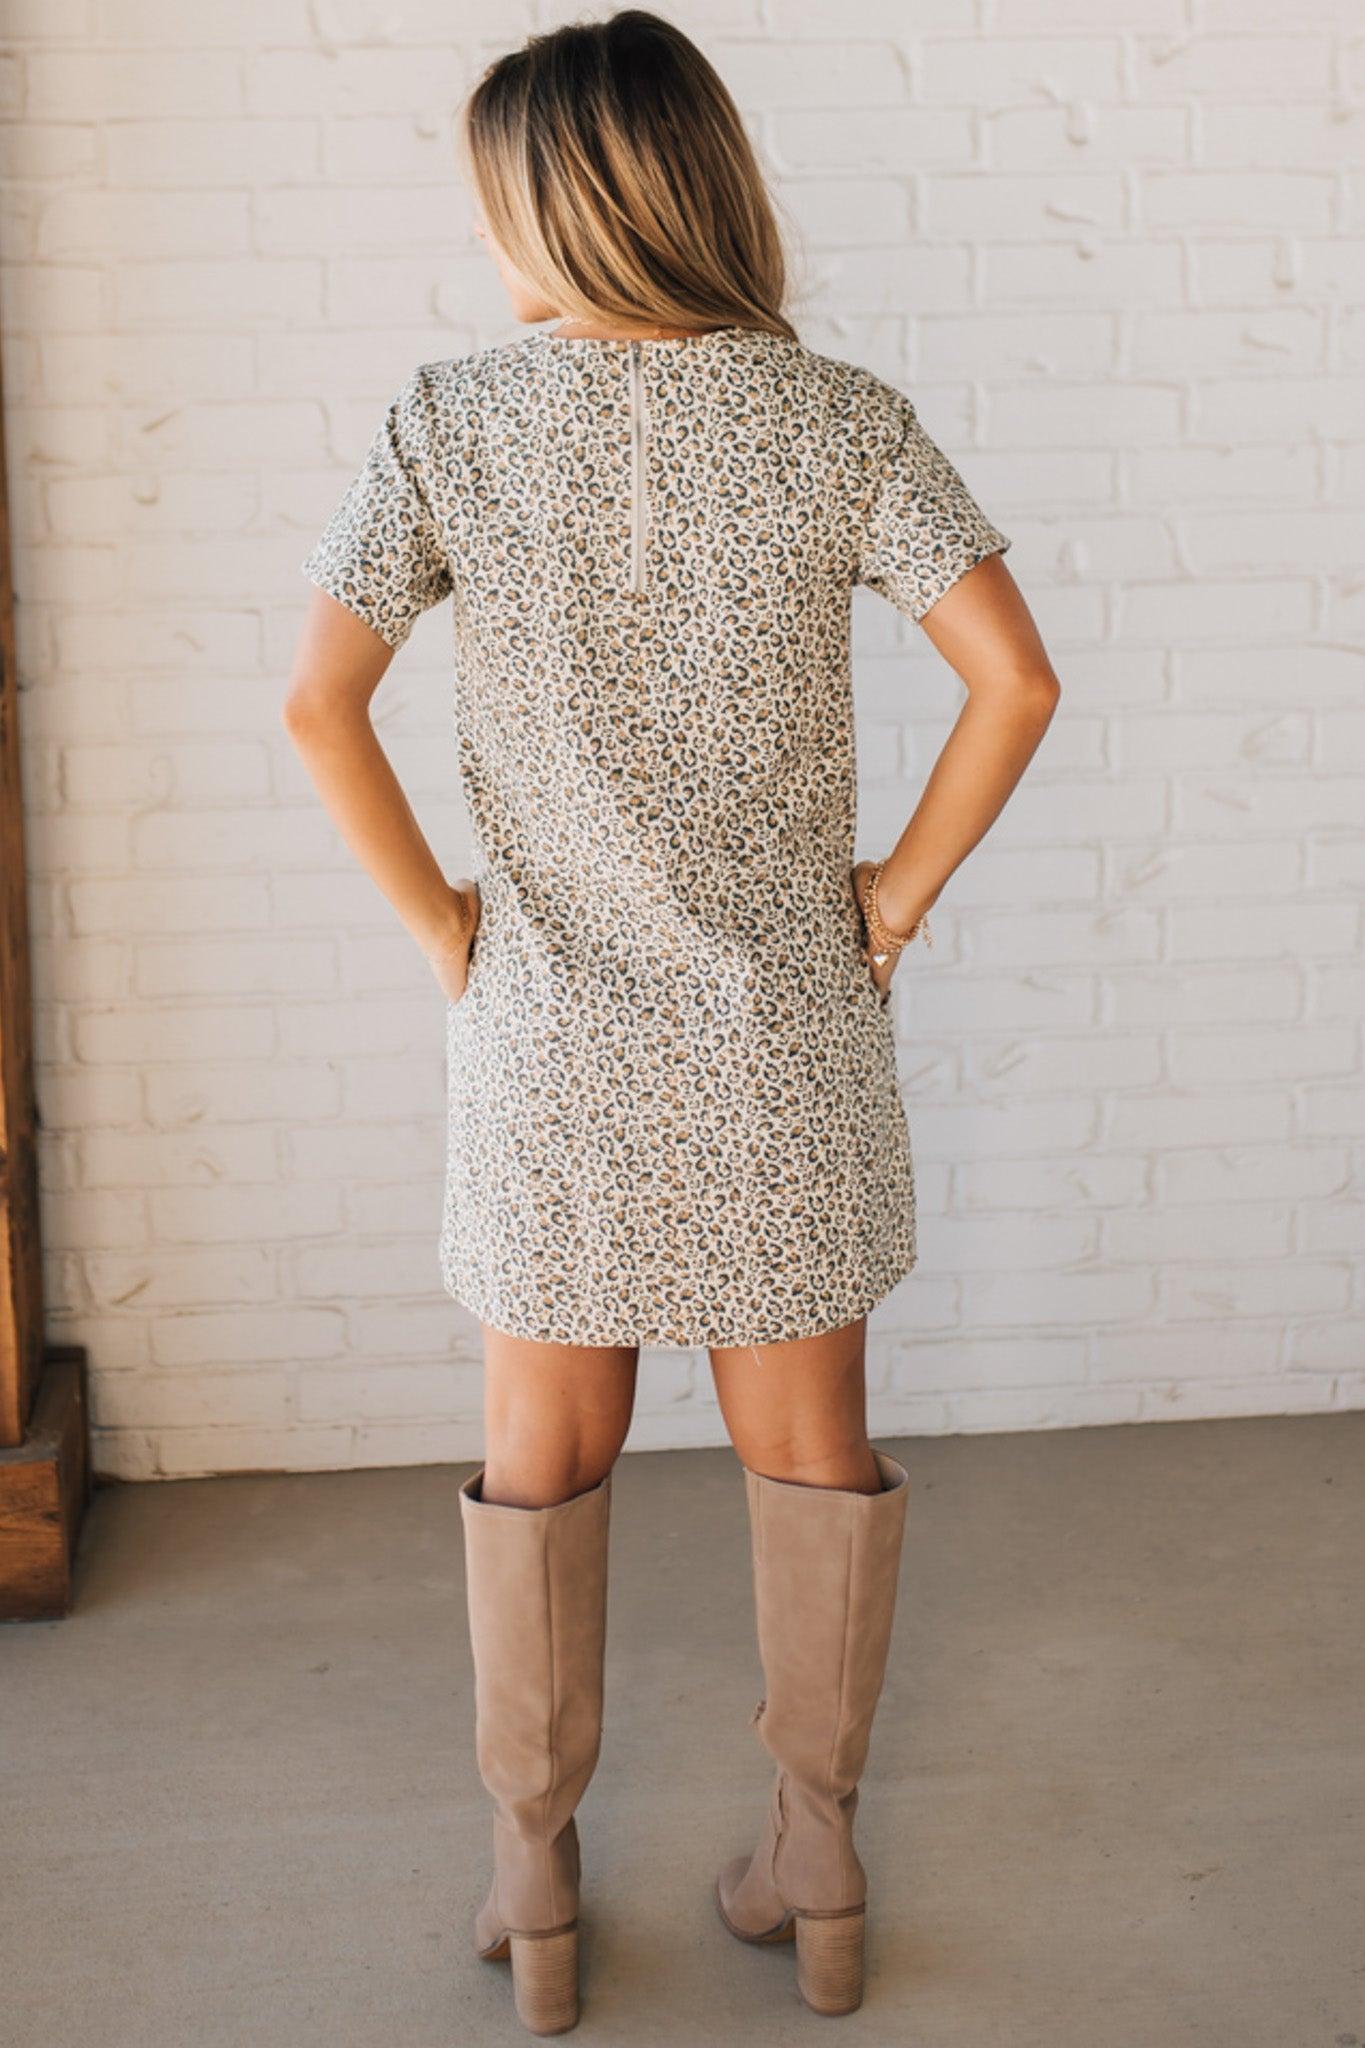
[459,9,799,342]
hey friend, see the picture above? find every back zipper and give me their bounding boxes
[626,339,647,596]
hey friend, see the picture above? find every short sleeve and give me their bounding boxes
[300,367,453,651]
[855,389,1011,623]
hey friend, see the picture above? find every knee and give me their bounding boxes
[728,1422,878,1494]
[480,1336,637,1507]
[481,1442,621,1510]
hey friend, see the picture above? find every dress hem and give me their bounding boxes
[438,1247,918,1351]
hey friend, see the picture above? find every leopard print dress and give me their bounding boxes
[300,325,1011,1348]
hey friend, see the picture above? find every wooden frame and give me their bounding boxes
[0,311,92,1621]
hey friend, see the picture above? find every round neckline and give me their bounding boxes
[536,323,742,348]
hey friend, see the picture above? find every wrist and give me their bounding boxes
[874,867,937,939]
[420,901,473,965]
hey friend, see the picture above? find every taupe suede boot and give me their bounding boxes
[458,1466,611,2037]
[716,1448,910,2015]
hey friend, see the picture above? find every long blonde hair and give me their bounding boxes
[459,9,799,342]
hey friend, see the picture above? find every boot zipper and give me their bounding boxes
[626,339,647,596]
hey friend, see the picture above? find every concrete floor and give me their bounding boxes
[5,1414,1363,2048]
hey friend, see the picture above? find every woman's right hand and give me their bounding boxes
[425,877,482,1004]
[851,859,897,1004]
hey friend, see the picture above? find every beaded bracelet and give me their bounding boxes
[859,859,934,965]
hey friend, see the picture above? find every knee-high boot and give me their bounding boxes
[458,1466,611,2037]
[715,1448,910,2015]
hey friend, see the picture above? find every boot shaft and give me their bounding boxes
[746,1450,909,1800]
[459,1467,612,1940]
[741,1449,909,1914]
[460,1469,611,1812]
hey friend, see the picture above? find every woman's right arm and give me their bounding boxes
[862,553,1061,990]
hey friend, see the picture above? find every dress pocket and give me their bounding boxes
[850,945,891,1014]
[446,938,480,1016]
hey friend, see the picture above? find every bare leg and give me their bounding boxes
[708,1314,883,1495]
[480,1321,640,1507]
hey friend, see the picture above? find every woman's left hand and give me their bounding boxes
[425,878,482,1003]
[851,860,896,1003]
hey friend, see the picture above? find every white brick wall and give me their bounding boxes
[3,3,1361,1481]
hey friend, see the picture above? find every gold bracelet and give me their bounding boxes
[860,860,934,965]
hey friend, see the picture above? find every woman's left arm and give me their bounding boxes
[282,588,480,1001]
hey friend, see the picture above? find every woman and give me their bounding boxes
[285,9,1059,2035]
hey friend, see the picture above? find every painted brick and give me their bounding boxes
[1,6,1357,1478]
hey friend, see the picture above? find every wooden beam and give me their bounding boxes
[0,289,45,1449]
[0,267,92,1618]
[0,1347,92,1621]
